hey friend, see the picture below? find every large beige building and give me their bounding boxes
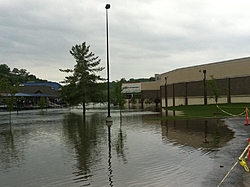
[122,56,250,107]
[160,57,250,85]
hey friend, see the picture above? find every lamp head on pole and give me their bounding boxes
[165,76,168,84]
[105,4,111,9]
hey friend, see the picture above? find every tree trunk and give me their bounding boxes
[9,110,11,126]
[82,102,86,116]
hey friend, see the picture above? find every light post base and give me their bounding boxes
[106,116,113,127]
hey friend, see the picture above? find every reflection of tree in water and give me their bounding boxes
[201,119,234,152]
[62,113,106,182]
[115,127,127,164]
[210,120,233,149]
[0,127,25,170]
[160,119,234,153]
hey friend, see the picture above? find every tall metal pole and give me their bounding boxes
[203,70,207,105]
[164,77,168,108]
[105,4,112,124]
[165,77,168,116]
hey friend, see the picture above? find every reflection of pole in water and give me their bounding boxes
[204,120,209,143]
[9,110,12,127]
[165,120,168,135]
[161,120,168,137]
[108,127,113,186]
[120,112,122,127]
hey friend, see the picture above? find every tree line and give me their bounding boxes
[0,64,47,85]
[0,42,155,116]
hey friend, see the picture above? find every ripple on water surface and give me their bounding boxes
[0,109,234,187]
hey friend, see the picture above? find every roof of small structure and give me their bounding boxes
[23,82,61,90]
[18,85,59,97]
[15,93,52,97]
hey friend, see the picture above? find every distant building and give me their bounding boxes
[122,74,161,107]
[122,56,250,107]
[160,56,250,107]
[0,81,63,110]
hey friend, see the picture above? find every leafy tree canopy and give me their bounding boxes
[206,75,221,104]
[0,64,10,75]
[111,78,126,107]
[119,77,156,83]
[60,42,105,115]
[0,64,47,85]
[0,78,19,111]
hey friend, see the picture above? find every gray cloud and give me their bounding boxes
[1,0,250,82]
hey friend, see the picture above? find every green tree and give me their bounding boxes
[0,78,19,124]
[206,75,221,104]
[111,78,126,107]
[130,96,137,104]
[19,69,28,76]
[38,97,47,110]
[0,64,10,75]
[60,42,105,115]
[0,64,46,85]
[0,78,18,109]
[12,68,20,75]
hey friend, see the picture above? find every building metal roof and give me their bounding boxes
[23,82,61,90]
[15,93,52,97]
[18,85,59,97]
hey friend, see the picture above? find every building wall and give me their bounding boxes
[160,57,250,85]
[122,56,250,107]
[141,81,161,90]
[122,83,141,94]
[161,75,250,107]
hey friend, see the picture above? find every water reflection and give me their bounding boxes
[62,112,106,186]
[204,120,208,143]
[115,127,127,164]
[107,127,113,186]
[161,108,183,117]
[161,119,234,153]
[0,128,23,170]
[0,108,236,187]
[61,110,130,186]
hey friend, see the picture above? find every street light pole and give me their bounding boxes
[202,70,207,105]
[164,77,168,108]
[105,4,112,125]
[203,70,207,105]
[165,77,168,116]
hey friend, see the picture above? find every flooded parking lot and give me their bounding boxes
[0,107,236,187]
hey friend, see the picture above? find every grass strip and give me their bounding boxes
[159,103,250,121]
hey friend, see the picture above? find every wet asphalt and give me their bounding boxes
[203,117,250,187]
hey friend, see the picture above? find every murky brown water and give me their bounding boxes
[0,107,234,187]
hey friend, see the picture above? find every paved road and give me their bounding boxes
[203,117,250,187]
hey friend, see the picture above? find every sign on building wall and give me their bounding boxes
[122,83,141,93]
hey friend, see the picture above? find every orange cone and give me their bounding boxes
[245,108,249,126]
[248,147,250,162]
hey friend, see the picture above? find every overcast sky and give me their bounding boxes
[1,0,250,82]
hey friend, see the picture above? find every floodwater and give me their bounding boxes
[0,106,234,187]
